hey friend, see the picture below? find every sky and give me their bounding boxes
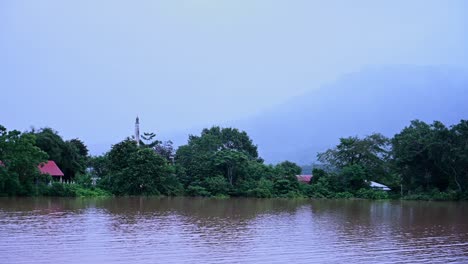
[1,0,467,153]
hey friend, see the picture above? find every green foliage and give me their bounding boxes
[355,188,389,200]
[104,147,175,196]
[47,182,77,197]
[186,185,211,197]
[310,168,327,184]
[107,139,139,172]
[46,182,110,197]
[31,128,88,180]
[318,133,391,184]
[2,120,467,201]
[175,126,260,190]
[339,165,369,191]
[75,173,93,188]
[402,188,460,201]
[275,161,302,177]
[307,177,334,198]
[247,178,274,198]
[0,125,48,196]
[88,155,111,179]
[392,120,468,193]
[203,175,230,195]
[213,150,248,185]
[273,179,299,197]
[333,192,354,199]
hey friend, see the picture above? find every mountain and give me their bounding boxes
[231,65,468,164]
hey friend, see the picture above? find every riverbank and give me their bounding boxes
[15,183,468,201]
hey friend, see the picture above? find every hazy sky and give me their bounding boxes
[1,1,467,152]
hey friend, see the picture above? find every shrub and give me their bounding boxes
[186,185,211,197]
[75,173,93,188]
[46,183,110,197]
[333,192,354,199]
[356,188,389,200]
[204,175,229,196]
[47,182,77,197]
[308,177,333,198]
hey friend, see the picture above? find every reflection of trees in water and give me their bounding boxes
[0,197,100,241]
[308,199,458,238]
[0,196,94,214]
[93,197,310,236]
[308,200,468,261]
[66,197,313,253]
[308,200,400,248]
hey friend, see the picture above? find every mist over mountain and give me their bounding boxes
[89,65,467,164]
[231,65,468,164]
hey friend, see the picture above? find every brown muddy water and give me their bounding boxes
[0,197,467,264]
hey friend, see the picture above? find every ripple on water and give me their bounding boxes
[0,198,467,264]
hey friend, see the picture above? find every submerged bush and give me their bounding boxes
[402,189,460,201]
[356,188,389,200]
[333,192,354,199]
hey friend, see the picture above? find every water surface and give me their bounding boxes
[0,197,467,264]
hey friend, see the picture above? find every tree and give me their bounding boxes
[392,120,447,192]
[32,128,88,180]
[104,147,176,195]
[0,125,48,195]
[176,126,261,190]
[97,137,181,196]
[393,120,468,193]
[275,161,302,177]
[140,132,175,162]
[447,120,468,192]
[339,164,369,191]
[107,138,139,171]
[214,150,248,185]
[318,133,391,183]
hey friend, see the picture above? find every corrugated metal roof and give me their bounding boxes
[370,181,390,191]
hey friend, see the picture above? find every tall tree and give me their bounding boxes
[0,125,47,195]
[32,128,88,180]
[318,133,391,183]
[392,120,448,191]
[176,126,260,188]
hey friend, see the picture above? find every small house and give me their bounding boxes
[38,161,65,182]
[296,175,313,184]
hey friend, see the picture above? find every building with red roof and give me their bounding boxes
[296,175,313,184]
[38,161,64,181]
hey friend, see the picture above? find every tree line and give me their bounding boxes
[0,120,467,200]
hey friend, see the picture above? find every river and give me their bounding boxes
[0,197,467,264]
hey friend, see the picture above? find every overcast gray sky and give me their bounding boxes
[1,0,467,152]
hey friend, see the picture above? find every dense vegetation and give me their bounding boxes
[0,120,467,200]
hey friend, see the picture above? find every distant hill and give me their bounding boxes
[231,65,468,164]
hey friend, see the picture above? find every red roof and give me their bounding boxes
[296,175,312,183]
[38,161,64,177]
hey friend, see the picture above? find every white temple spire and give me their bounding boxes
[135,116,140,146]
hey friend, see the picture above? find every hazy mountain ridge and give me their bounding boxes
[232,65,468,164]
